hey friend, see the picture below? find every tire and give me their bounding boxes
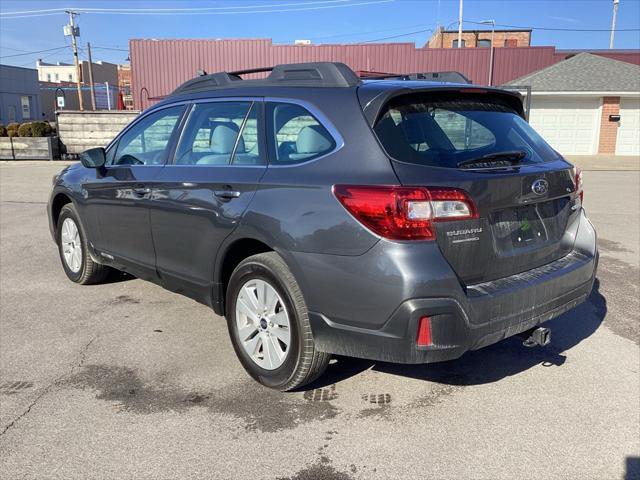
[57,203,109,285]
[226,252,330,391]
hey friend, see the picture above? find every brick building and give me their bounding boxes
[117,64,133,110]
[426,28,532,49]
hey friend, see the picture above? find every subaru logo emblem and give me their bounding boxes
[532,179,549,195]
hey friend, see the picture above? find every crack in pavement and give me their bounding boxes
[0,337,96,437]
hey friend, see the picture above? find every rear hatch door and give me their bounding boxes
[366,89,581,285]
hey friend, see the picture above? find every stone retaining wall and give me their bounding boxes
[57,110,140,155]
[0,137,59,160]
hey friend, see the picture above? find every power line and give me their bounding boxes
[91,46,129,52]
[0,46,68,59]
[464,20,640,32]
[361,28,433,43]
[0,0,393,17]
[0,0,351,15]
[0,12,62,19]
[291,23,430,41]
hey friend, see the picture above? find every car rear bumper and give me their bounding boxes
[300,210,598,364]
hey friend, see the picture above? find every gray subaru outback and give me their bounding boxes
[48,62,598,390]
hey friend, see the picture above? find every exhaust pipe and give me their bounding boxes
[521,327,551,348]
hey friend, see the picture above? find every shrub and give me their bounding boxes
[31,121,51,137]
[17,122,33,137]
[0,125,6,137]
[7,123,19,137]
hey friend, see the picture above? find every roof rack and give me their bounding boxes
[171,61,362,96]
[362,71,472,84]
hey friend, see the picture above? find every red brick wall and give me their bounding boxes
[427,31,531,48]
[598,96,620,154]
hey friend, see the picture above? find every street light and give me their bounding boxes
[610,0,620,49]
[480,19,495,86]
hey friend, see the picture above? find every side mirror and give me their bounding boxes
[80,147,106,169]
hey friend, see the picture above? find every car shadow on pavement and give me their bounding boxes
[625,456,640,480]
[306,279,607,389]
[101,270,136,284]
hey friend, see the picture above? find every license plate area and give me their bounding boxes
[491,198,570,251]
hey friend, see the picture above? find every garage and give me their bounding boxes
[528,97,600,155]
[616,98,640,156]
[506,53,640,156]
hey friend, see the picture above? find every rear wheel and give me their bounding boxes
[226,252,330,391]
[57,204,109,285]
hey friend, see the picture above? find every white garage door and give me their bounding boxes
[528,97,600,155]
[616,98,640,156]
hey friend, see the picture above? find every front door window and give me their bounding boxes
[113,105,184,166]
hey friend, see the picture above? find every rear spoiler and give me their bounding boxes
[358,86,526,127]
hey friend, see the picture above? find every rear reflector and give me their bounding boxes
[333,185,477,241]
[416,316,432,346]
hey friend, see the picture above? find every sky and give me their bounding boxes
[1,0,639,68]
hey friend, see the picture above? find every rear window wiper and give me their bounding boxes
[457,150,527,170]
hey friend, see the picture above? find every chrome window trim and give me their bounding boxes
[264,96,344,168]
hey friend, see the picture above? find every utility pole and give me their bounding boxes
[480,20,496,85]
[64,10,84,111]
[86,42,97,110]
[457,0,464,48]
[610,0,620,49]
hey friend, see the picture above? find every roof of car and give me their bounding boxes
[156,62,524,123]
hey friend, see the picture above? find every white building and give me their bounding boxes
[37,59,118,86]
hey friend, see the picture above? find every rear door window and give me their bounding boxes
[174,101,263,166]
[267,103,336,165]
[373,93,559,168]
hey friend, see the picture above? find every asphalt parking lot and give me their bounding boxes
[0,162,638,480]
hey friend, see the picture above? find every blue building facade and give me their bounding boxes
[0,65,42,126]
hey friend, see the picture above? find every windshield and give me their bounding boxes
[373,93,560,168]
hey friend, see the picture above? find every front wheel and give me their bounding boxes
[57,203,109,285]
[226,252,330,391]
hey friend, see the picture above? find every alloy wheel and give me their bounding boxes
[235,279,291,370]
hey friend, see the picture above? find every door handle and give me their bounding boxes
[132,185,151,198]
[214,190,241,200]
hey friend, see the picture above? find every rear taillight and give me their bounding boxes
[573,167,584,202]
[332,185,478,241]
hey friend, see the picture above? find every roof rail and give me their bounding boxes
[362,71,472,84]
[171,62,361,96]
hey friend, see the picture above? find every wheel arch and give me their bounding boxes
[214,237,274,316]
[51,192,74,240]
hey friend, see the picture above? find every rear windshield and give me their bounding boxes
[373,93,560,168]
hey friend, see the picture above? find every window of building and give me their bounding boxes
[452,39,466,48]
[477,39,492,48]
[47,73,51,82]
[20,96,31,120]
[54,73,59,82]
[68,74,73,82]
[504,39,518,47]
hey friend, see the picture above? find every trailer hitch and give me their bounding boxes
[520,327,551,348]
